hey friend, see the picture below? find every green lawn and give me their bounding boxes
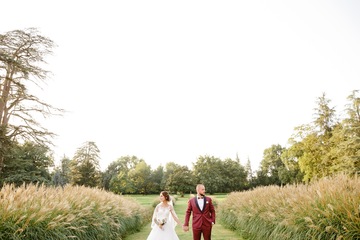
[123,194,243,240]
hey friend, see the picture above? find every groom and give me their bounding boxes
[183,184,216,240]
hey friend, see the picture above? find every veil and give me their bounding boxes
[167,196,177,229]
[150,204,160,229]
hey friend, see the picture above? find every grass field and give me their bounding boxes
[123,194,243,240]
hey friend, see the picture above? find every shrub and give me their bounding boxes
[218,174,360,240]
[0,183,151,240]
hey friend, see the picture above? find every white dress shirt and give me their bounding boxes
[197,196,204,210]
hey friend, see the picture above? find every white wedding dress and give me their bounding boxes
[146,201,180,240]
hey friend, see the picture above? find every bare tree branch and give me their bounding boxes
[0,28,64,172]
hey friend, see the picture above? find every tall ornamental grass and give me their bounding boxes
[219,174,360,240]
[0,183,151,240]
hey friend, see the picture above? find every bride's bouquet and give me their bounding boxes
[155,218,167,229]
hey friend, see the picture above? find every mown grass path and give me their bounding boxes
[124,195,244,240]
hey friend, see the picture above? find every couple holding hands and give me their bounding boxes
[146,184,216,240]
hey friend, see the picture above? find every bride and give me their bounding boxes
[146,191,182,240]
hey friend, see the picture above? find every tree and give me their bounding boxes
[0,28,63,173]
[313,93,337,136]
[128,160,152,194]
[252,169,273,186]
[148,165,164,193]
[244,158,254,189]
[288,93,339,182]
[167,165,195,196]
[108,155,142,194]
[70,141,101,187]
[260,144,286,185]
[280,148,304,184]
[330,90,360,174]
[343,90,360,173]
[312,93,338,177]
[102,158,126,190]
[52,155,71,187]
[222,158,247,191]
[163,162,182,190]
[193,155,224,194]
[1,141,53,186]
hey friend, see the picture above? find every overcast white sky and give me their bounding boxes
[2,0,360,171]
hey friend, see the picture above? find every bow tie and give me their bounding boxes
[197,196,203,199]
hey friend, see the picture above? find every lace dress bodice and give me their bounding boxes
[154,205,170,224]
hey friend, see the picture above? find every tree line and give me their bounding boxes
[53,147,250,195]
[1,28,359,195]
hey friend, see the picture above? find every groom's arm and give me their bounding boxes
[209,198,216,224]
[182,199,193,232]
[183,199,193,226]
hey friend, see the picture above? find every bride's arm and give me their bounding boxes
[169,205,182,225]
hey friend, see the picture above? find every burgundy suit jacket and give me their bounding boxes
[184,196,216,229]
